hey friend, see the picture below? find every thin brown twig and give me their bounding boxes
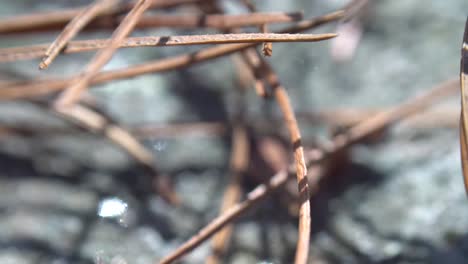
[115,11,304,30]
[133,122,226,139]
[157,77,458,264]
[0,121,227,139]
[239,0,269,97]
[321,78,460,158]
[236,0,310,256]
[0,0,204,34]
[261,24,273,57]
[0,105,459,141]
[459,18,468,195]
[0,10,344,101]
[297,105,459,128]
[0,11,303,35]
[52,103,179,204]
[0,33,337,63]
[205,50,250,264]
[54,0,154,107]
[233,51,269,97]
[243,49,311,264]
[158,169,290,264]
[206,124,249,264]
[39,0,119,70]
[341,0,370,22]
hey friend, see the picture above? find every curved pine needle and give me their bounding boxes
[459,17,468,195]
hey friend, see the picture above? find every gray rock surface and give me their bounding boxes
[0,0,467,263]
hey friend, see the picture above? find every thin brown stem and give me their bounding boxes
[206,124,249,264]
[297,105,459,129]
[261,24,273,57]
[330,78,460,152]
[54,0,154,107]
[0,33,337,63]
[0,10,344,101]
[0,11,303,34]
[0,0,204,34]
[157,77,458,264]
[158,169,290,264]
[251,53,311,264]
[240,0,270,97]
[39,0,119,70]
[236,0,312,250]
[52,103,179,204]
[205,32,250,262]
[133,122,226,138]
[0,105,459,141]
[459,17,468,195]
[126,11,304,29]
[341,0,370,22]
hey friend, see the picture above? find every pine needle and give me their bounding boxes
[459,17,468,195]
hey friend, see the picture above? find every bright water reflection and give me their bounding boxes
[97,197,128,218]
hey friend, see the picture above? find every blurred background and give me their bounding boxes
[0,0,467,263]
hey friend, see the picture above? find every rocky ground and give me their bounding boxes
[0,0,468,263]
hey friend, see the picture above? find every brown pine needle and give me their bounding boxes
[0,33,337,63]
[159,169,290,264]
[133,122,226,138]
[261,24,273,57]
[206,125,249,264]
[0,0,203,34]
[0,11,304,35]
[297,107,459,129]
[236,0,312,252]
[252,54,311,264]
[328,78,459,156]
[54,0,154,107]
[39,0,119,70]
[0,10,344,101]
[132,11,303,30]
[158,78,459,264]
[52,103,179,204]
[460,122,468,195]
[254,79,268,97]
[0,8,95,34]
[459,17,468,195]
[240,0,270,97]
[157,77,459,264]
[341,0,370,22]
[206,33,250,263]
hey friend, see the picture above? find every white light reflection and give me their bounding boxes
[152,140,167,152]
[98,197,128,218]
